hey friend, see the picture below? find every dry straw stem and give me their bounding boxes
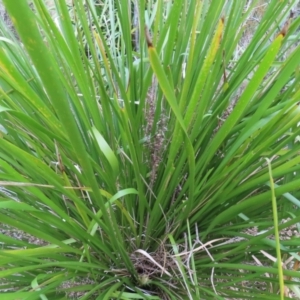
[172,238,226,257]
[0,181,87,190]
[134,249,172,277]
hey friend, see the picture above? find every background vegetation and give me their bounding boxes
[0,0,300,299]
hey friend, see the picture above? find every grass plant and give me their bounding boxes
[0,0,300,299]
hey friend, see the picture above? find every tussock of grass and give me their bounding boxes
[0,0,300,299]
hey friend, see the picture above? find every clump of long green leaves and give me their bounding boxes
[0,0,300,299]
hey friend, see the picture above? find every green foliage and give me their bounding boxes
[0,0,300,299]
